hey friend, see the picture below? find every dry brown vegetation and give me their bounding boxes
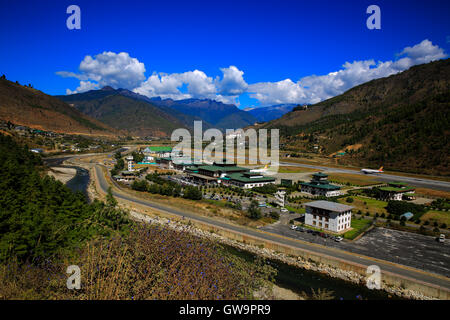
[0,224,276,300]
[0,78,118,137]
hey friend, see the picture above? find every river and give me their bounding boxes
[43,156,90,200]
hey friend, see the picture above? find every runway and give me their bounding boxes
[280,161,450,192]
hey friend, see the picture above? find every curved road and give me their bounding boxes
[93,165,450,293]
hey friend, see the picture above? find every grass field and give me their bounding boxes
[338,196,387,216]
[278,166,318,174]
[328,173,380,186]
[421,210,450,226]
[344,218,372,240]
[414,188,450,200]
[285,205,306,214]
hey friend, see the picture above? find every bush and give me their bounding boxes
[183,186,203,200]
[251,184,278,194]
[269,211,280,220]
[346,197,354,203]
[385,200,426,217]
[131,180,149,192]
[247,201,262,220]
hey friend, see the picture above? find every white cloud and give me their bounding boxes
[66,81,98,95]
[248,39,447,105]
[398,39,446,65]
[133,66,245,104]
[57,51,146,91]
[215,66,248,96]
[58,40,446,106]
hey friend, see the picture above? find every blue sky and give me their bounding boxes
[0,0,449,108]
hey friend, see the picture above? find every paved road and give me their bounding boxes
[93,164,450,292]
[280,161,450,192]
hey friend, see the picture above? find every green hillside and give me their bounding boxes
[265,59,450,176]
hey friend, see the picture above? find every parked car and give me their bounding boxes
[334,236,343,242]
[280,208,289,213]
[290,225,297,230]
[439,234,445,243]
[296,227,305,232]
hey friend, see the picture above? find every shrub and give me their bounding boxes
[247,201,262,220]
[183,186,202,200]
[269,212,280,220]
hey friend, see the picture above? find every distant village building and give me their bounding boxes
[304,200,353,233]
[300,172,341,197]
[379,182,415,201]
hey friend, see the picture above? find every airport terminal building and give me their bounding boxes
[300,172,341,197]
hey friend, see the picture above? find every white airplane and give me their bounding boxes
[250,164,270,173]
[361,166,383,174]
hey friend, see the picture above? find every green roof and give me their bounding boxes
[389,181,408,186]
[379,187,415,193]
[226,173,275,183]
[145,146,172,152]
[313,172,328,177]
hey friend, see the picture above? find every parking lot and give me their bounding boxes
[261,215,450,277]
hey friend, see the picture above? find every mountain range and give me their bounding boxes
[244,104,297,122]
[0,78,118,137]
[262,59,450,176]
[56,87,260,136]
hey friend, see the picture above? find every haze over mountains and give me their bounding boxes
[245,104,297,122]
[262,59,450,175]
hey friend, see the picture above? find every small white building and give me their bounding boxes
[304,200,353,233]
[223,172,276,189]
[274,190,286,207]
[127,160,135,172]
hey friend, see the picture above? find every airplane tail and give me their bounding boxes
[378,166,383,171]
